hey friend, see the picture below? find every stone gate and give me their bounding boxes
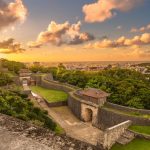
[74,88,110,125]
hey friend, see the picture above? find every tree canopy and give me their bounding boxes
[51,68,150,109]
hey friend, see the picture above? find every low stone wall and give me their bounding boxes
[44,99,67,107]
[101,120,132,150]
[97,108,150,130]
[106,102,150,115]
[128,130,150,140]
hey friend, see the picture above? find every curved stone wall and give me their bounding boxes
[106,102,150,115]
[97,108,150,130]
[41,77,78,93]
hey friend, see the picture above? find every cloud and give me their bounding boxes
[82,0,143,23]
[130,23,150,33]
[28,21,94,48]
[0,38,25,54]
[85,33,150,49]
[0,0,27,30]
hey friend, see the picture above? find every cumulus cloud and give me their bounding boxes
[28,21,94,48]
[85,33,150,49]
[131,23,150,33]
[82,0,143,23]
[0,38,25,54]
[0,0,27,30]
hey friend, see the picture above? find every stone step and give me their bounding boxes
[117,131,135,145]
[122,131,135,139]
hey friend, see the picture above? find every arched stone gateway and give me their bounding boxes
[81,103,98,125]
[83,108,93,122]
[75,88,110,126]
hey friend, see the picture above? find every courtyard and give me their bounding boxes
[31,86,68,102]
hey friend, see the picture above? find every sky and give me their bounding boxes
[0,0,150,62]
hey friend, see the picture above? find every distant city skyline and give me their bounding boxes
[0,0,150,62]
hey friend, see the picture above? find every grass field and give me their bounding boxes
[111,138,150,150]
[129,126,150,135]
[31,86,68,102]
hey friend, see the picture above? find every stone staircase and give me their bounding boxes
[117,130,135,145]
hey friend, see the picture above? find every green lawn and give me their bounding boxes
[31,86,68,102]
[129,126,150,135]
[111,138,150,150]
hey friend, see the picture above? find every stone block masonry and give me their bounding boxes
[106,102,150,115]
[100,120,132,150]
[97,108,150,130]
[68,92,82,119]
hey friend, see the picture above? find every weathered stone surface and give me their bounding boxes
[97,108,150,130]
[117,131,135,145]
[0,113,98,150]
[101,120,132,150]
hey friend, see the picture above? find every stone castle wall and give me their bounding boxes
[40,77,77,93]
[68,92,82,119]
[97,108,150,130]
[31,74,42,85]
[105,102,150,115]
[101,120,132,150]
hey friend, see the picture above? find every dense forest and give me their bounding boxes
[29,64,150,109]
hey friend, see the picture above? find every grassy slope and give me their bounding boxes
[31,86,68,102]
[129,126,150,135]
[111,139,150,150]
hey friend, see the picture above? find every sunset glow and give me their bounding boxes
[0,0,150,62]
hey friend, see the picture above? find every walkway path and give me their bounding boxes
[31,95,104,146]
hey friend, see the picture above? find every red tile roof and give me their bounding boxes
[80,88,109,99]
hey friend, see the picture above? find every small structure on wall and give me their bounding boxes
[74,88,110,125]
[19,69,36,86]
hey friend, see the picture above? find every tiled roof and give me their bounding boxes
[80,88,109,99]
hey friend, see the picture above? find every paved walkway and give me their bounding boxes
[31,95,104,146]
